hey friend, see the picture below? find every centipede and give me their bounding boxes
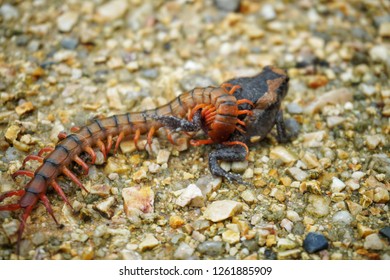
[0,81,253,252]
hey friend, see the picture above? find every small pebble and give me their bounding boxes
[270,146,298,164]
[61,37,79,50]
[213,0,241,12]
[286,102,303,114]
[96,0,129,21]
[277,238,297,250]
[222,229,240,244]
[364,233,385,250]
[287,167,309,181]
[203,200,242,222]
[197,241,225,256]
[330,177,346,193]
[303,232,329,253]
[174,242,194,259]
[332,210,353,225]
[139,234,159,251]
[379,227,390,241]
[57,11,79,32]
[174,184,204,207]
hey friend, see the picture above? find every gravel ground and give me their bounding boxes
[0,0,389,260]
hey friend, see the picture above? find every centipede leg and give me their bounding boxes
[0,189,25,202]
[237,99,254,107]
[51,180,72,208]
[132,129,140,151]
[84,146,96,164]
[62,167,88,193]
[73,155,89,175]
[97,139,107,160]
[190,139,214,146]
[106,134,113,153]
[12,170,34,179]
[38,146,54,157]
[147,126,156,148]
[22,154,44,167]
[39,194,58,225]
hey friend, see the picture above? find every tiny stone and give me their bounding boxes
[286,210,301,222]
[286,102,303,114]
[0,4,19,21]
[365,135,382,150]
[302,131,326,148]
[373,187,389,203]
[357,223,375,238]
[326,116,345,128]
[174,184,204,207]
[369,45,389,62]
[213,0,241,12]
[379,22,390,37]
[379,227,390,241]
[306,194,330,217]
[270,146,298,164]
[197,241,225,256]
[261,4,276,21]
[287,167,309,181]
[364,233,385,250]
[2,219,20,236]
[277,238,297,250]
[231,161,248,173]
[222,229,240,244]
[61,37,79,50]
[169,215,185,229]
[93,196,115,219]
[203,200,242,222]
[87,184,111,197]
[346,200,363,216]
[132,168,147,182]
[96,0,129,21]
[57,11,79,32]
[15,101,34,116]
[174,242,194,260]
[139,234,159,251]
[241,190,256,203]
[330,177,346,193]
[122,186,154,222]
[32,232,46,246]
[332,210,353,225]
[280,218,293,232]
[156,149,170,164]
[303,232,329,253]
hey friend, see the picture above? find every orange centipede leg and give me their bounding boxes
[165,129,176,145]
[39,194,58,224]
[106,134,113,153]
[12,170,34,179]
[133,129,140,151]
[97,139,107,160]
[0,189,25,202]
[237,99,254,107]
[237,109,253,116]
[51,180,72,208]
[190,139,214,146]
[62,167,88,193]
[147,126,156,148]
[115,131,125,153]
[57,131,67,140]
[73,155,89,175]
[22,154,44,167]
[38,146,54,157]
[84,146,96,164]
